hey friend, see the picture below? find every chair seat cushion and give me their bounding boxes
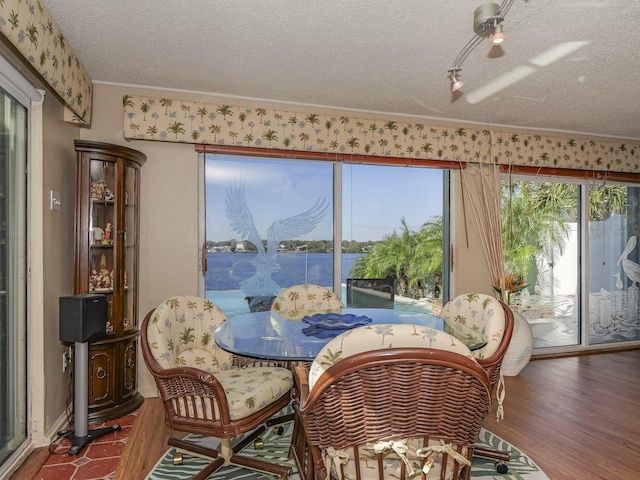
[322,437,470,480]
[217,366,293,420]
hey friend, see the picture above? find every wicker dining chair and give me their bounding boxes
[440,293,514,471]
[271,284,344,321]
[292,323,492,480]
[140,295,294,479]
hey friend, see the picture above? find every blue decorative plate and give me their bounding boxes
[301,313,372,329]
[301,313,372,338]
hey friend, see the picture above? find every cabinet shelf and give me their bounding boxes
[74,139,146,423]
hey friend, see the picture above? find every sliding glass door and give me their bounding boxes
[504,175,640,351]
[341,163,445,312]
[502,179,580,348]
[0,86,28,468]
[203,154,447,317]
[204,155,334,316]
[588,184,640,345]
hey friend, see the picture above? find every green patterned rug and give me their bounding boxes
[147,420,548,480]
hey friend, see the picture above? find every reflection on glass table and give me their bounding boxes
[214,308,450,362]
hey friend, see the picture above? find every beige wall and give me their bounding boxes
[41,92,82,432]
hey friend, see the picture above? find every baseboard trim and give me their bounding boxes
[138,386,158,398]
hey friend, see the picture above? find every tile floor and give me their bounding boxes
[33,410,137,480]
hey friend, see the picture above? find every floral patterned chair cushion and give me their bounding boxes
[145,295,293,420]
[271,284,344,321]
[440,293,506,361]
[309,323,476,389]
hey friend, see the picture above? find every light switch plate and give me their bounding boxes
[50,190,62,211]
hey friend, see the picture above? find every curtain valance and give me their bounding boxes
[0,0,92,124]
[123,94,639,175]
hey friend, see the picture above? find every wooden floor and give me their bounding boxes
[12,349,640,480]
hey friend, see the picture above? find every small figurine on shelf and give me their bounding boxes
[92,226,104,244]
[104,223,112,244]
[97,267,112,290]
[91,180,105,200]
[104,188,114,201]
[89,269,99,290]
[91,179,107,200]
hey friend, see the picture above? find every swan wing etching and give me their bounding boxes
[266,197,329,255]
[225,183,264,255]
[225,183,328,297]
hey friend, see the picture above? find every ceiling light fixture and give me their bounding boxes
[491,22,506,45]
[450,69,465,92]
[448,0,514,92]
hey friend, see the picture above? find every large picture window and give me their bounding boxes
[203,153,447,317]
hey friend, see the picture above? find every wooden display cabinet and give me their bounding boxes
[73,139,146,423]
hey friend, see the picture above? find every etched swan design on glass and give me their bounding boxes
[225,181,328,298]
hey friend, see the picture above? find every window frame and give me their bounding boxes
[196,144,455,307]
[0,58,43,476]
[504,169,640,356]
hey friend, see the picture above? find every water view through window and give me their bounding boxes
[204,155,444,318]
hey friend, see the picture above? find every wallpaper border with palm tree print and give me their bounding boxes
[0,0,92,125]
[123,94,639,174]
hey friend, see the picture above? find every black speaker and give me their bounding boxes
[59,294,108,343]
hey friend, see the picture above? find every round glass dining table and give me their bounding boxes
[214,308,444,362]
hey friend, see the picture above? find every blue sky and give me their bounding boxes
[205,155,443,242]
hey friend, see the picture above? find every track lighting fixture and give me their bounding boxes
[450,69,465,92]
[491,22,506,45]
[448,0,514,92]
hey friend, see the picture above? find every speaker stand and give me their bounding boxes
[68,341,121,455]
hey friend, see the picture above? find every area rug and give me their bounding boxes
[147,420,548,480]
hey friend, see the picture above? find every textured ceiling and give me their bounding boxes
[42,0,640,141]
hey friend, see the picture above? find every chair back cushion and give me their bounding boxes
[440,293,506,360]
[145,295,234,373]
[271,284,344,321]
[309,323,475,389]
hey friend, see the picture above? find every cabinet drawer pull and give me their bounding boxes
[95,367,107,379]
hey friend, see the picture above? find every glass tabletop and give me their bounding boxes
[214,308,444,362]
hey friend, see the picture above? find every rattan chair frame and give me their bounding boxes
[292,348,492,480]
[441,297,515,469]
[140,308,293,479]
[476,300,514,388]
